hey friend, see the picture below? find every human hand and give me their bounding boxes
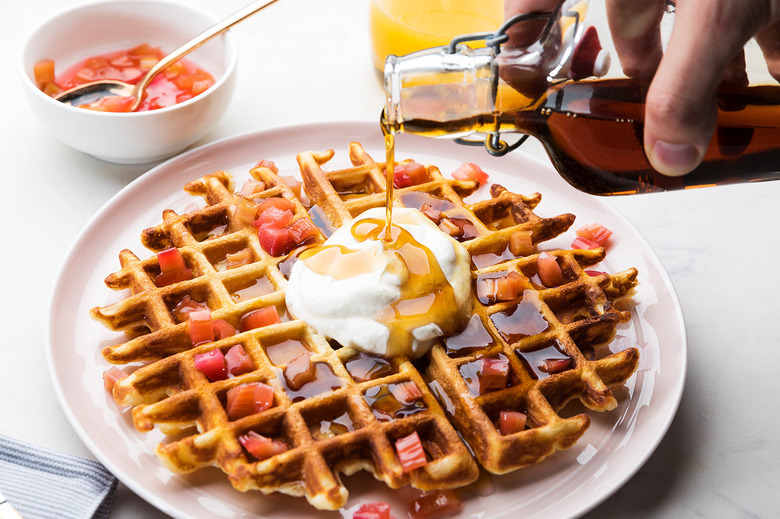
[609,0,780,176]
[504,0,780,176]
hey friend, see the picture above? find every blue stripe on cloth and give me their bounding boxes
[0,435,117,519]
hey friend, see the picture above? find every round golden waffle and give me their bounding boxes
[92,142,639,510]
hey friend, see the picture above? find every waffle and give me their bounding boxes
[92,142,639,510]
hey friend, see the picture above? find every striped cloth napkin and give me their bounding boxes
[0,435,117,519]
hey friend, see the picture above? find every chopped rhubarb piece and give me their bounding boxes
[419,202,442,223]
[225,248,254,269]
[42,81,62,96]
[479,357,510,393]
[212,319,236,340]
[154,268,194,287]
[395,431,427,472]
[571,236,601,250]
[129,43,158,57]
[255,158,279,173]
[158,247,187,272]
[585,269,606,277]
[281,175,304,199]
[252,382,275,412]
[238,431,287,460]
[499,410,527,435]
[240,306,281,331]
[494,271,530,301]
[256,197,295,215]
[451,162,489,185]
[34,59,56,87]
[438,218,462,238]
[236,180,266,197]
[171,295,208,322]
[226,383,255,419]
[233,198,259,224]
[188,309,214,345]
[75,66,96,82]
[477,277,498,303]
[102,366,128,392]
[194,348,228,381]
[254,205,294,228]
[154,248,193,286]
[576,223,612,246]
[174,92,193,104]
[225,344,253,375]
[537,252,565,287]
[447,217,474,238]
[393,161,429,188]
[354,502,391,519]
[257,223,295,256]
[83,95,135,112]
[509,230,533,256]
[540,358,572,374]
[284,353,316,391]
[288,218,319,246]
[390,381,423,405]
[409,490,462,519]
[191,79,212,95]
[226,382,274,419]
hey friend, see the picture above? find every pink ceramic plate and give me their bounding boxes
[46,121,686,519]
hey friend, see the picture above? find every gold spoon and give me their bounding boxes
[55,0,279,111]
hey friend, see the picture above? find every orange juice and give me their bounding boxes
[370,0,503,71]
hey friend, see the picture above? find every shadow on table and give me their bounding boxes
[582,374,698,518]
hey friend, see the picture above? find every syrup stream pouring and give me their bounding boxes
[54,0,280,110]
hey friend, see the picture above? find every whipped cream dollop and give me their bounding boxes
[285,207,472,358]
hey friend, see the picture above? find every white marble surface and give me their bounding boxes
[2,0,780,518]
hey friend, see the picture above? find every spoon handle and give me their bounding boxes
[131,0,280,109]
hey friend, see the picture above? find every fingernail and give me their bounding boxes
[649,140,703,176]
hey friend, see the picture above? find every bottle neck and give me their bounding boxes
[383,45,497,136]
[382,0,607,138]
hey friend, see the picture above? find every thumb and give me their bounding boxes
[644,0,770,176]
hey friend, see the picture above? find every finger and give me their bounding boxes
[504,0,561,46]
[721,48,749,87]
[755,19,780,81]
[644,0,770,176]
[605,0,665,81]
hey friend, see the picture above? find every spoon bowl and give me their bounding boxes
[55,80,136,107]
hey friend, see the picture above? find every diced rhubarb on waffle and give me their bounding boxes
[498,411,527,435]
[225,344,253,376]
[240,306,281,331]
[395,431,427,472]
[194,348,227,381]
[154,248,193,287]
[238,431,287,460]
[409,490,462,519]
[226,382,274,420]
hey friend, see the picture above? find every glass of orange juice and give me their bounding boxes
[370,0,504,72]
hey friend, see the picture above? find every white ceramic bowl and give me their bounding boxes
[19,0,238,164]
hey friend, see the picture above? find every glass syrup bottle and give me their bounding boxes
[381,0,780,195]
